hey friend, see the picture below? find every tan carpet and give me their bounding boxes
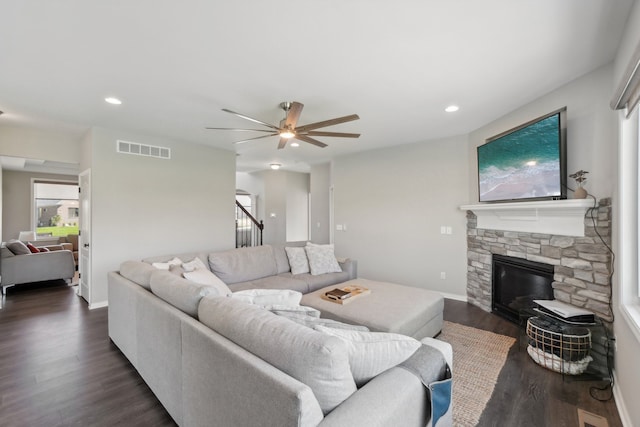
[438,321,516,427]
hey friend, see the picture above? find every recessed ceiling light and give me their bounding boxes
[105,97,122,105]
[290,142,300,147]
[270,163,281,170]
[445,105,459,113]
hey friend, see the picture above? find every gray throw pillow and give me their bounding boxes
[6,240,31,255]
[285,247,310,275]
[305,244,342,275]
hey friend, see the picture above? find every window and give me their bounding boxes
[618,106,640,337]
[33,181,79,236]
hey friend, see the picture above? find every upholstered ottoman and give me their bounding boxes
[301,278,444,339]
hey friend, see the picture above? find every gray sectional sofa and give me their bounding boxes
[108,245,451,427]
[1,242,76,294]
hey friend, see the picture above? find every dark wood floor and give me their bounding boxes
[0,283,623,427]
[444,299,622,427]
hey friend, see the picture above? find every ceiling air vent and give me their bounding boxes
[116,140,171,159]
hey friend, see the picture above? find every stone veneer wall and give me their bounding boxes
[466,198,613,322]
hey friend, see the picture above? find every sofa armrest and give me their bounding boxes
[421,337,453,370]
[338,258,357,280]
[319,367,427,427]
[1,250,75,285]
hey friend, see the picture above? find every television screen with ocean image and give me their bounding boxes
[477,109,566,202]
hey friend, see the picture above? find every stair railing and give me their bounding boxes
[235,200,264,248]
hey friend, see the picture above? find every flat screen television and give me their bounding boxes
[477,107,567,202]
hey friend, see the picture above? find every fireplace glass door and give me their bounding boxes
[492,254,554,323]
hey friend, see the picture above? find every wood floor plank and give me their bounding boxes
[0,282,624,427]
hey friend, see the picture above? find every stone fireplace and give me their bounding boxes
[462,198,613,322]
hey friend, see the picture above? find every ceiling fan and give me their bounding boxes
[206,101,360,149]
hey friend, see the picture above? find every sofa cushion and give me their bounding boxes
[231,289,302,307]
[285,247,310,275]
[182,269,232,296]
[151,257,183,270]
[143,252,211,268]
[279,271,352,293]
[272,245,294,274]
[305,244,342,275]
[181,257,208,272]
[208,245,278,284]
[198,296,357,414]
[120,260,157,290]
[277,312,370,332]
[315,326,422,387]
[6,240,30,256]
[150,270,222,317]
[227,275,310,294]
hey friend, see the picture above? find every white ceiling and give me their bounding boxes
[0,0,634,173]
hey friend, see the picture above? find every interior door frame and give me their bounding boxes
[78,169,91,304]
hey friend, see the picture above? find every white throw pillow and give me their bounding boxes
[182,269,232,296]
[304,245,342,275]
[231,289,302,307]
[182,256,208,272]
[314,326,421,387]
[285,247,310,275]
[151,257,182,270]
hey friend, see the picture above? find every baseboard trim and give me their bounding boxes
[442,292,467,302]
[612,371,632,427]
[89,301,108,310]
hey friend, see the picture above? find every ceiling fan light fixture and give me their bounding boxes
[279,125,295,139]
[270,163,281,170]
[105,97,122,105]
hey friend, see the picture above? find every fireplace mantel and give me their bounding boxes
[459,199,595,237]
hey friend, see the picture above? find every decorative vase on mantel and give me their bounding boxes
[574,185,587,199]
[569,170,589,199]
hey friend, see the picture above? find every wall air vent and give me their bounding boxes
[116,140,171,159]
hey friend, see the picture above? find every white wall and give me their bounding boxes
[333,135,469,298]
[310,163,331,244]
[611,0,640,424]
[468,64,617,201]
[0,125,81,164]
[286,172,309,242]
[87,127,235,306]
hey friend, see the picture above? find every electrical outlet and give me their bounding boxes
[446,226,452,235]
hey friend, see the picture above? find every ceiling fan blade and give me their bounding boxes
[295,114,360,132]
[206,127,275,132]
[232,133,278,145]
[295,134,328,148]
[285,102,304,129]
[277,137,288,150]
[222,108,279,130]
[306,131,360,138]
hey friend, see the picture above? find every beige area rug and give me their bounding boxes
[438,321,516,427]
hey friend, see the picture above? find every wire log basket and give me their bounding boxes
[526,316,592,375]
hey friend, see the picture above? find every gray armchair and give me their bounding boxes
[1,245,75,294]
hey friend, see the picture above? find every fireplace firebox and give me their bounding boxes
[492,254,554,323]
